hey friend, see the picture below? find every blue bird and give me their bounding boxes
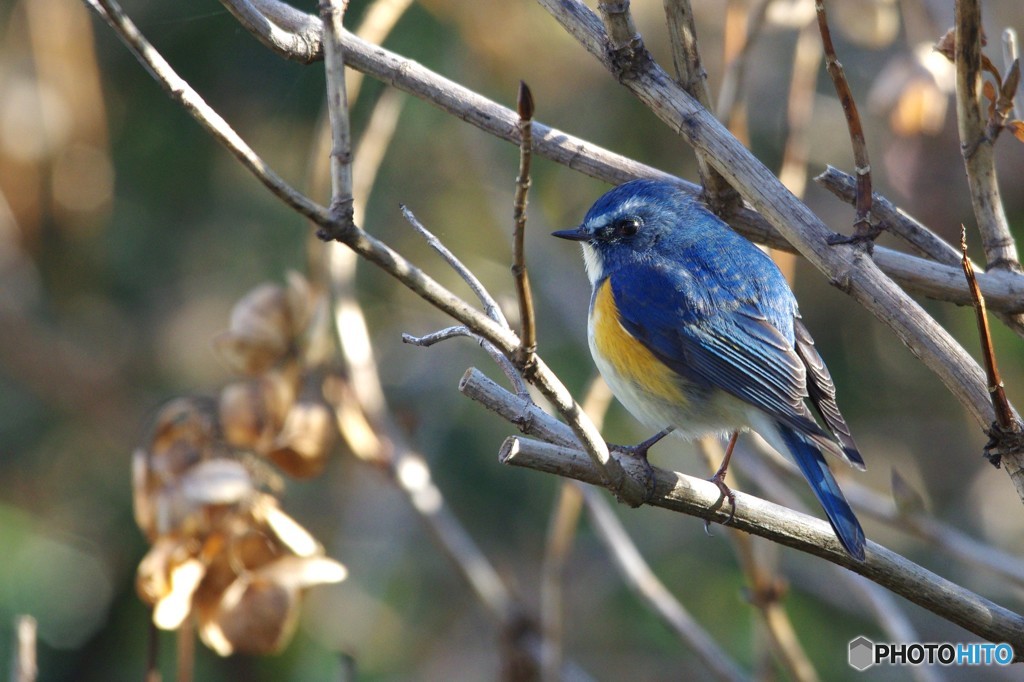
[553,179,867,560]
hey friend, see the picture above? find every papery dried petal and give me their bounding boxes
[268,397,337,478]
[258,500,321,558]
[136,536,184,606]
[199,574,298,656]
[219,372,294,453]
[153,557,207,630]
[257,555,348,589]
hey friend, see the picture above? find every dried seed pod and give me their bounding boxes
[213,283,294,375]
[268,375,338,478]
[135,397,222,539]
[218,371,296,453]
[198,555,347,656]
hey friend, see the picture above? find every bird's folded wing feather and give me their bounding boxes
[609,262,848,460]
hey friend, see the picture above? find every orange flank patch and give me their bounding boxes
[591,280,686,404]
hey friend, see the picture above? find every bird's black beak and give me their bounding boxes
[551,225,589,241]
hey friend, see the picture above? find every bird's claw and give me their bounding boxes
[704,471,737,532]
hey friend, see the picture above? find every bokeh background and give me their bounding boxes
[2,0,1024,679]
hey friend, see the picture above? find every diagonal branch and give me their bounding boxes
[500,435,1024,657]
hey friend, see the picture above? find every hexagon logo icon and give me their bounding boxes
[849,636,875,671]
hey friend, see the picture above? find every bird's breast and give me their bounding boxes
[588,279,686,409]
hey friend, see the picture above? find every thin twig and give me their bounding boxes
[715,0,770,130]
[1005,29,1023,121]
[814,0,876,242]
[734,453,937,682]
[176,618,193,682]
[87,0,326,224]
[960,228,1022,466]
[93,0,645,502]
[540,482,583,682]
[662,0,739,211]
[460,371,1024,654]
[146,617,160,682]
[512,81,537,367]
[815,167,960,264]
[961,226,1011,430]
[596,0,640,51]
[403,327,528,397]
[815,166,1024,340]
[401,205,508,326]
[954,0,1022,272]
[540,378,608,682]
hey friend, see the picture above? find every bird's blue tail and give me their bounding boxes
[777,423,866,561]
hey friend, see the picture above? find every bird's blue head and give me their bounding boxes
[552,179,715,284]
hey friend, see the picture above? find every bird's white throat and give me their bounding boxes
[581,242,603,285]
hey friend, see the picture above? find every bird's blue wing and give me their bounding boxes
[609,254,841,452]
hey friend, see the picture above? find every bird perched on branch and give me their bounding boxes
[553,179,867,560]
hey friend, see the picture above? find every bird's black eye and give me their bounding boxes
[612,215,642,238]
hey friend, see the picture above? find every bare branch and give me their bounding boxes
[87,0,328,224]
[318,0,355,237]
[960,229,1023,466]
[954,0,1022,271]
[502,435,1024,655]
[815,0,876,241]
[694,439,818,682]
[778,22,822,197]
[401,205,508,327]
[219,0,322,63]
[540,482,583,682]
[715,0,770,129]
[1005,29,1024,120]
[461,365,1024,653]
